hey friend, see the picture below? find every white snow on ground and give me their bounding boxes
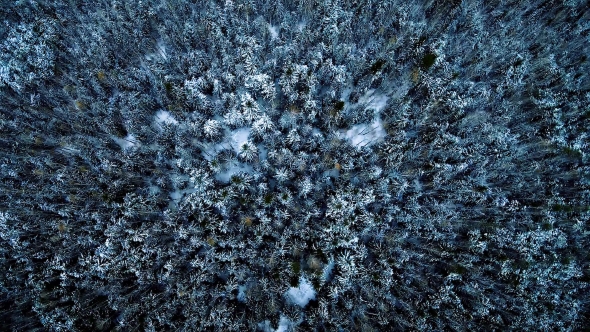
[168,188,198,209]
[169,190,182,201]
[275,316,291,332]
[286,276,316,307]
[237,285,247,302]
[195,127,255,183]
[268,25,279,39]
[156,39,168,61]
[215,162,253,183]
[323,168,340,179]
[230,127,251,153]
[339,89,388,148]
[148,185,160,195]
[200,142,227,161]
[200,127,251,160]
[323,259,335,282]
[340,86,353,101]
[339,118,387,148]
[296,21,306,32]
[312,127,324,138]
[145,39,168,61]
[258,144,268,161]
[392,81,410,99]
[113,134,137,150]
[358,89,389,113]
[257,317,292,332]
[154,110,178,128]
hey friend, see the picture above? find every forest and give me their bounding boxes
[0,0,589,330]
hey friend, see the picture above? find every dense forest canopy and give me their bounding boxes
[1,0,589,330]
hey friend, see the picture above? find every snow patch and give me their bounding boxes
[197,127,255,183]
[339,118,386,148]
[296,22,306,32]
[230,127,251,154]
[200,127,251,161]
[154,110,178,127]
[275,316,291,332]
[257,317,292,332]
[156,39,167,60]
[392,82,410,99]
[148,185,161,195]
[169,188,197,202]
[312,127,324,138]
[323,259,335,282]
[268,25,279,39]
[200,142,227,161]
[237,285,247,302]
[340,86,353,101]
[358,89,389,113]
[258,144,268,161]
[113,134,137,151]
[286,276,316,307]
[338,89,389,148]
[145,39,168,61]
[323,169,340,179]
[169,190,182,201]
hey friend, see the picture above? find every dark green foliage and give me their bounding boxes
[289,275,299,287]
[421,52,437,70]
[474,185,488,192]
[263,193,273,205]
[291,261,301,274]
[164,81,173,95]
[370,59,386,74]
[562,147,583,159]
[448,263,468,274]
